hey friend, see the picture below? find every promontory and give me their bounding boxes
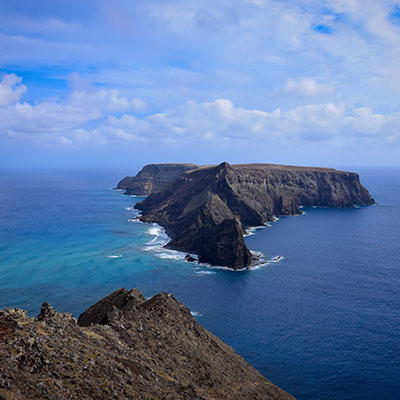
[118,162,374,269]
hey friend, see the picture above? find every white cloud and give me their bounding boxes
[68,89,145,114]
[149,0,313,46]
[59,136,73,145]
[102,99,400,146]
[0,74,145,143]
[131,98,147,112]
[2,74,400,150]
[283,78,335,96]
[102,114,151,141]
[328,0,400,44]
[69,129,107,144]
[0,74,27,107]
[2,0,400,115]
[346,107,387,135]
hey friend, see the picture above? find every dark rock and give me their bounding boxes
[116,163,199,195]
[135,162,374,269]
[0,289,294,399]
[185,254,196,262]
[37,302,55,321]
[77,288,145,327]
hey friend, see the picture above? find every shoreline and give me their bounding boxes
[122,190,287,271]
[127,201,373,272]
[141,219,284,272]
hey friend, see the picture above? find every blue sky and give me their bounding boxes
[1,0,400,169]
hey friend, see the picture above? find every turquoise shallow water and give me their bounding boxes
[0,168,399,399]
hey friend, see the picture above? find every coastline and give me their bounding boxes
[139,218,284,272]
[122,185,289,271]
[0,169,397,400]
[132,193,371,272]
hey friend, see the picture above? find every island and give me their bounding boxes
[127,162,374,269]
[0,289,294,399]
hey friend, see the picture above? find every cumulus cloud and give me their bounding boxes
[103,99,400,146]
[68,89,146,114]
[0,74,27,107]
[1,74,399,149]
[101,114,151,141]
[283,78,335,96]
[0,74,146,143]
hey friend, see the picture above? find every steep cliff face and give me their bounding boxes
[117,163,199,195]
[226,163,374,224]
[135,162,374,269]
[0,289,294,400]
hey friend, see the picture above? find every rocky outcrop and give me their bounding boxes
[135,162,374,269]
[77,288,145,326]
[0,289,294,400]
[117,163,199,195]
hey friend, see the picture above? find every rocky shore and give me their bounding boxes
[134,162,374,269]
[0,288,294,399]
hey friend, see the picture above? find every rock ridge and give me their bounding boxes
[0,288,294,400]
[134,162,374,269]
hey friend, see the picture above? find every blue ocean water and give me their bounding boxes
[0,168,399,400]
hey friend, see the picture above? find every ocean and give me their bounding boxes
[0,168,399,400]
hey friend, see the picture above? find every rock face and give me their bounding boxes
[135,162,374,269]
[0,289,294,400]
[77,288,145,326]
[117,163,199,196]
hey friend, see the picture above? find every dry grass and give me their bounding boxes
[81,328,104,341]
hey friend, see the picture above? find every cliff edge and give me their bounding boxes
[135,162,374,269]
[0,288,294,400]
[117,163,199,196]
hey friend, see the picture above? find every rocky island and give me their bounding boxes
[128,162,374,269]
[0,289,293,400]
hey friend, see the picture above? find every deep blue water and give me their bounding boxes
[0,168,399,400]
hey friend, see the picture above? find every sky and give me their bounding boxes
[1,0,400,170]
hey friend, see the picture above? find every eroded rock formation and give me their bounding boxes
[135,162,374,269]
[0,289,294,400]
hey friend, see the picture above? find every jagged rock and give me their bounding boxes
[37,302,55,321]
[0,289,294,400]
[135,162,374,269]
[185,254,196,262]
[117,163,199,195]
[77,288,145,326]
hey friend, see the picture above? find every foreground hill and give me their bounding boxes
[135,162,374,269]
[0,288,294,400]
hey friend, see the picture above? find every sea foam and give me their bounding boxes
[244,222,271,237]
[190,311,202,317]
[143,224,171,251]
[194,268,216,275]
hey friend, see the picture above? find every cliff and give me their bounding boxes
[117,163,199,196]
[135,162,374,269]
[0,288,294,400]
